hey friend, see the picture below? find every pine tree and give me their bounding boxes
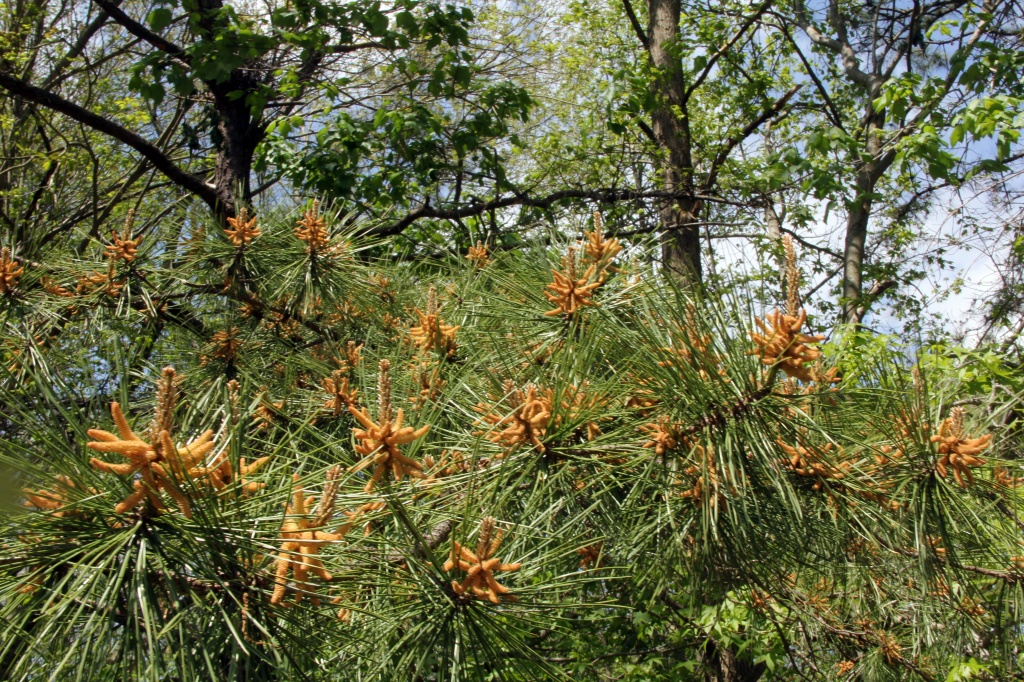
[1,208,1022,681]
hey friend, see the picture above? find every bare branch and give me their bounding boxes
[43,3,116,88]
[635,117,658,145]
[854,278,896,321]
[621,0,650,50]
[328,41,384,54]
[790,0,879,91]
[709,230,842,259]
[0,71,219,212]
[776,21,847,132]
[92,0,189,62]
[365,188,750,238]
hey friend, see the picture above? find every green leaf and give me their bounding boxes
[949,123,964,146]
[148,7,173,32]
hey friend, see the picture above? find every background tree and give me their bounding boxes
[0,0,534,230]
[0,0,188,259]
[773,0,1024,324]
[508,0,803,286]
[6,0,1023,336]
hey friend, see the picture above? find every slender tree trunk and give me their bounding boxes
[842,106,889,325]
[764,201,783,240]
[660,188,703,286]
[842,173,872,325]
[647,0,702,287]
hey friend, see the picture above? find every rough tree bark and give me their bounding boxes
[196,0,263,216]
[640,0,783,289]
[96,0,261,220]
[0,0,274,223]
[842,105,888,325]
[647,0,702,287]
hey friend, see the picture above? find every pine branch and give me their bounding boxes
[681,371,778,438]
[385,520,453,565]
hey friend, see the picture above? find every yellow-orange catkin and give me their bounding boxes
[544,246,604,317]
[931,407,990,487]
[271,468,347,606]
[749,308,824,382]
[444,517,521,604]
[87,369,217,517]
[0,247,24,295]
[348,360,429,491]
[224,207,261,246]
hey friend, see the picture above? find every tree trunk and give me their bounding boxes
[210,92,256,220]
[764,201,782,240]
[842,172,872,325]
[198,0,262,221]
[660,190,703,286]
[647,0,702,288]
[702,638,766,682]
[842,105,889,325]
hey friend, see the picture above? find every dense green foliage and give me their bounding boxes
[3,0,1023,329]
